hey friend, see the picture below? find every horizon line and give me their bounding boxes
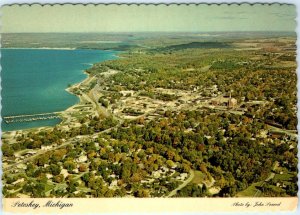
[2,30,296,34]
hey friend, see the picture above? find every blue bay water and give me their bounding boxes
[1,49,118,131]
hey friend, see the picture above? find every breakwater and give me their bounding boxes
[3,112,61,124]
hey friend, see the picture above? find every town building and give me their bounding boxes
[228,97,237,108]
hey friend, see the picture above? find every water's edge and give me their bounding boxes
[1,49,119,132]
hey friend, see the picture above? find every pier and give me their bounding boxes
[3,112,62,124]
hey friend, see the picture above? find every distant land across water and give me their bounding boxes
[1,48,118,131]
[1,31,296,132]
[1,32,296,50]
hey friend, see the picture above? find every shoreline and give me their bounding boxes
[1,48,123,52]
[1,47,76,50]
[64,70,90,111]
[2,72,93,135]
[52,49,121,118]
[1,51,120,134]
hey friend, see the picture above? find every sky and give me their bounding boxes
[1,4,296,33]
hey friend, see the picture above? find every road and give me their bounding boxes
[267,124,297,139]
[4,78,130,173]
[253,161,279,197]
[166,170,194,197]
[3,141,72,172]
[3,121,123,173]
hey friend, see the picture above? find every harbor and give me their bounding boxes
[3,112,61,124]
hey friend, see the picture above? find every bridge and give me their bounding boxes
[3,112,62,124]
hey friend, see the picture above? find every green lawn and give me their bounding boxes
[191,171,206,184]
[236,181,262,197]
[77,186,91,192]
[45,183,55,192]
[57,183,68,189]
[273,173,294,182]
[268,185,284,193]
[237,171,294,197]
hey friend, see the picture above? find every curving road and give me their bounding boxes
[166,170,195,197]
[253,161,279,197]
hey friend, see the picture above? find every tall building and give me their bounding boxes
[228,92,237,108]
[228,98,238,108]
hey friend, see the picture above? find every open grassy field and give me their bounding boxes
[191,171,206,184]
[236,182,262,197]
[273,173,294,183]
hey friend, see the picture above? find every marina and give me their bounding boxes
[3,112,62,124]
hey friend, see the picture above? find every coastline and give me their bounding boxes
[2,71,94,135]
[64,70,90,110]
[1,47,76,50]
[59,49,121,122]
[1,50,120,134]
